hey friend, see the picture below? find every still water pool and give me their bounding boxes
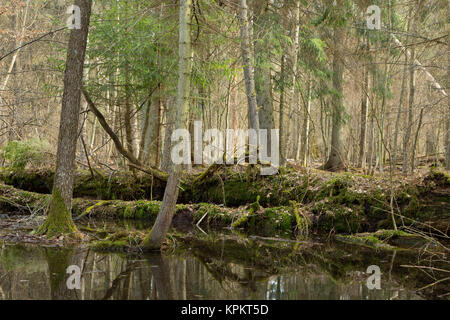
[1,237,445,300]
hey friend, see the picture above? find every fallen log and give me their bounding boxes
[1,167,448,234]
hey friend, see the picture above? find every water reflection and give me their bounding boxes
[0,243,430,300]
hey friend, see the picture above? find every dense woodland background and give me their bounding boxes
[0,0,448,175]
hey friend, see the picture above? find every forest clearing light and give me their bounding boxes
[171,121,279,176]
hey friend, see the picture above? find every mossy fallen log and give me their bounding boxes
[1,167,448,235]
[0,183,312,236]
[0,168,166,201]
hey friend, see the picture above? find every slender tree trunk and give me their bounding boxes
[143,0,192,250]
[38,0,92,238]
[300,78,312,167]
[124,65,135,158]
[256,66,273,154]
[254,4,274,155]
[411,107,424,173]
[285,0,300,162]
[239,0,259,131]
[324,27,345,171]
[402,6,417,176]
[358,59,369,168]
[138,92,152,163]
[279,54,286,165]
[392,51,408,170]
[161,97,176,172]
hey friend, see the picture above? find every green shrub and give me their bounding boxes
[1,138,52,170]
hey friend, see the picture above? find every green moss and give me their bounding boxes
[292,202,311,235]
[194,203,233,226]
[91,231,144,252]
[263,207,294,231]
[231,213,250,229]
[335,229,431,250]
[36,189,80,239]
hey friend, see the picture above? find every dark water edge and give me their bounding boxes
[0,234,447,300]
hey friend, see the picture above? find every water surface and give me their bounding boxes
[1,239,444,300]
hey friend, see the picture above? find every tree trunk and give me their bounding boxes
[324,27,345,171]
[37,0,92,238]
[300,78,312,167]
[256,66,273,154]
[143,0,192,250]
[285,0,300,162]
[402,6,417,176]
[411,107,424,173]
[161,96,176,172]
[358,58,369,168]
[239,0,259,131]
[124,65,135,158]
[392,50,408,171]
[279,54,286,165]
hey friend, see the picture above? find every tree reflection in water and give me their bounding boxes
[0,242,444,300]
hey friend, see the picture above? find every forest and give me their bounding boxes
[0,0,448,301]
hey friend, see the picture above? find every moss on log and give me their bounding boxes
[0,168,166,201]
[1,167,448,236]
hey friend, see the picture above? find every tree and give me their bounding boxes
[323,25,346,171]
[37,0,92,238]
[239,0,259,131]
[402,2,418,176]
[143,0,192,250]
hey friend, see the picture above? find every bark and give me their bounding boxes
[143,0,192,250]
[37,0,92,238]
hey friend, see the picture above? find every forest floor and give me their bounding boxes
[0,164,448,251]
